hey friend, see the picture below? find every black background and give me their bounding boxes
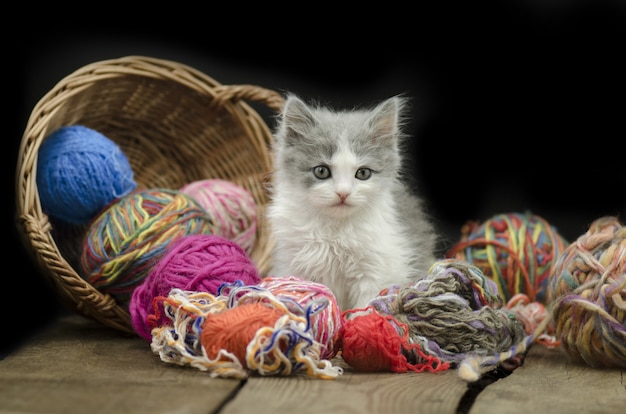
[7,1,625,354]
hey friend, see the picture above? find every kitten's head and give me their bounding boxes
[272,94,408,218]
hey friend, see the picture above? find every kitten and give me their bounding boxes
[266,94,438,311]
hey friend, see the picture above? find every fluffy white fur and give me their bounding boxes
[267,94,437,311]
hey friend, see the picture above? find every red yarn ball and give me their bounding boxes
[341,310,450,373]
[341,311,404,372]
[129,234,261,341]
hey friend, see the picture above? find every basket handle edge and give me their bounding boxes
[211,84,285,112]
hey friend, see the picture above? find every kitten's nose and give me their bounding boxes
[336,192,350,202]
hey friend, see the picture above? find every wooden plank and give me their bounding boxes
[0,314,242,414]
[14,313,622,414]
[0,314,473,414]
[223,359,469,414]
[471,344,626,414]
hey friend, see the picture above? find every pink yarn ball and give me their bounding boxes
[129,233,261,341]
[180,179,257,255]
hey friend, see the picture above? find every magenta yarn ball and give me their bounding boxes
[129,233,262,341]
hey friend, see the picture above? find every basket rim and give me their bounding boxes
[16,55,284,334]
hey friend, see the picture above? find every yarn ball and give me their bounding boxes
[36,125,136,225]
[80,188,215,305]
[368,259,526,368]
[149,288,344,379]
[255,276,343,360]
[201,302,285,366]
[129,234,261,341]
[181,179,257,254]
[446,211,569,303]
[547,216,626,369]
[340,309,450,373]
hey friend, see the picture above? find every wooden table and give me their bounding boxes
[1,314,623,414]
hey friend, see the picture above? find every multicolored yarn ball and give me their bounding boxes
[253,276,343,360]
[80,188,215,305]
[129,234,261,341]
[367,259,528,381]
[149,286,343,379]
[36,125,137,225]
[181,179,257,254]
[546,216,626,369]
[446,211,569,304]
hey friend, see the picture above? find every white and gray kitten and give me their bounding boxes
[267,94,438,311]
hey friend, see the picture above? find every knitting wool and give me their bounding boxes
[254,276,343,360]
[37,125,136,225]
[368,259,526,370]
[447,211,568,303]
[340,308,450,373]
[201,302,285,363]
[503,293,558,348]
[149,287,343,379]
[80,188,215,305]
[181,179,257,254]
[547,216,626,369]
[129,234,261,341]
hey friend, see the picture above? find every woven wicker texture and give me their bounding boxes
[16,56,284,334]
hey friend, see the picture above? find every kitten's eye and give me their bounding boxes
[355,168,372,180]
[313,165,331,179]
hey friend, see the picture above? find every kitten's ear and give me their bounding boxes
[279,95,317,140]
[370,96,405,145]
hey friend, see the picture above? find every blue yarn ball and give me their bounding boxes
[36,125,137,225]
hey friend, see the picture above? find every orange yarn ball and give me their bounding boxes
[201,303,285,366]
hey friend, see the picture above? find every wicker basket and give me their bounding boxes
[16,55,284,334]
